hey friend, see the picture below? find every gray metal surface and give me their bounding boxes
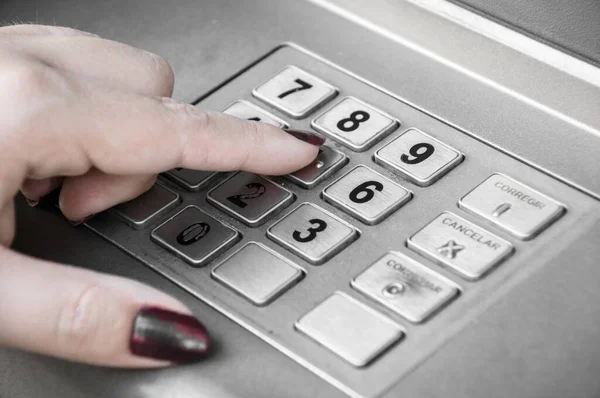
[322,165,412,225]
[459,173,566,240]
[351,252,459,323]
[111,184,180,229]
[212,242,304,306]
[287,145,348,189]
[295,292,404,367]
[451,0,600,66]
[408,212,514,280]
[1,0,599,397]
[222,100,288,128]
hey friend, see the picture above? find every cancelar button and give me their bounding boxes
[459,173,565,240]
[352,252,459,323]
[408,212,514,280]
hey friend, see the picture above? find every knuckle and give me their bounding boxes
[144,52,174,96]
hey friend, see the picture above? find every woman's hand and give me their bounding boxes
[0,25,322,367]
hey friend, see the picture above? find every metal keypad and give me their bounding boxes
[253,66,337,118]
[352,252,459,323]
[212,242,304,306]
[164,169,217,191]
[111,184,180,229]
[312,97,398,151]
[207,172,294,227]
[222,100,288,128]
[459,174,566,240]
[286,146,347,189]
[84,45,587,398]
[322,165,412,225]
[375,128,463,186]
[151,206,240,267]
[267,203,358,264]
[408,212,514,280]
[295,292,403,367]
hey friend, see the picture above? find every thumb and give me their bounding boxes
[0,247,209,367]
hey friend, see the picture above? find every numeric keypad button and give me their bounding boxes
[323,165,411,225]
[207,172,294,227]
[267,203,358,264]
[164,169,217,191]
[286,146,347,189]
[252,66,337,118]
[374,128,463,186]
[222,100,288,128]
[212,242,304,306]
[312,97,398,152]
[151,206,240,267]
[111,184,180,230]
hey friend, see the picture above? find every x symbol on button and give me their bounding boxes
[437,240,465,259]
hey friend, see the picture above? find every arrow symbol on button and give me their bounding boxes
[492,203,512,218]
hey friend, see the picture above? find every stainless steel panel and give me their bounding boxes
[212,242,304,306]
[459,173,566,239]
[110,183,180,230]
[295,292,403,367]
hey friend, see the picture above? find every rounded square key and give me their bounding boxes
[267,202,358,265]
[222,100,288,128]
[285,146,348,189]
[407,212,514,280]
[252,66,338,118]
[212,242,304,306]
[164,168,217,191]
[311,97,398,151]
[207,172,294,227]
[323,165,412,225]
[151,206,240,267]
[374,128,463,186]
[111,184,180,230]
[295,292,403,367]
[352,252,459,323]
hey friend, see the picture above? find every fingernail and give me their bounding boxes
[68,214,95,227]
[283,129,325,146]
[130,306,210,363]
[25,198,39,207]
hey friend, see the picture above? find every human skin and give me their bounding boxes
[0,24,322,367]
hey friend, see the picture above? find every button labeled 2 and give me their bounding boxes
[207,172,294,227]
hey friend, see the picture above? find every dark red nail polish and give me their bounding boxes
[130,306,210,363]
[283,129,325,146]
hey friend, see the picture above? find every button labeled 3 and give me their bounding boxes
[253,66,337,118]
[312,97,398,151]
[459,174,566,240]
[323,165,411,225]
[207,172,294,227]
[375,128,462,186]
[352,252,459,323]
[267,203,358,264]
[222,100,288,128]
[151,206,240,267]
[408,212,514,280]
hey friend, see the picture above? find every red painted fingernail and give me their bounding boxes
[283,129,325,146]
[130,306,210,363]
